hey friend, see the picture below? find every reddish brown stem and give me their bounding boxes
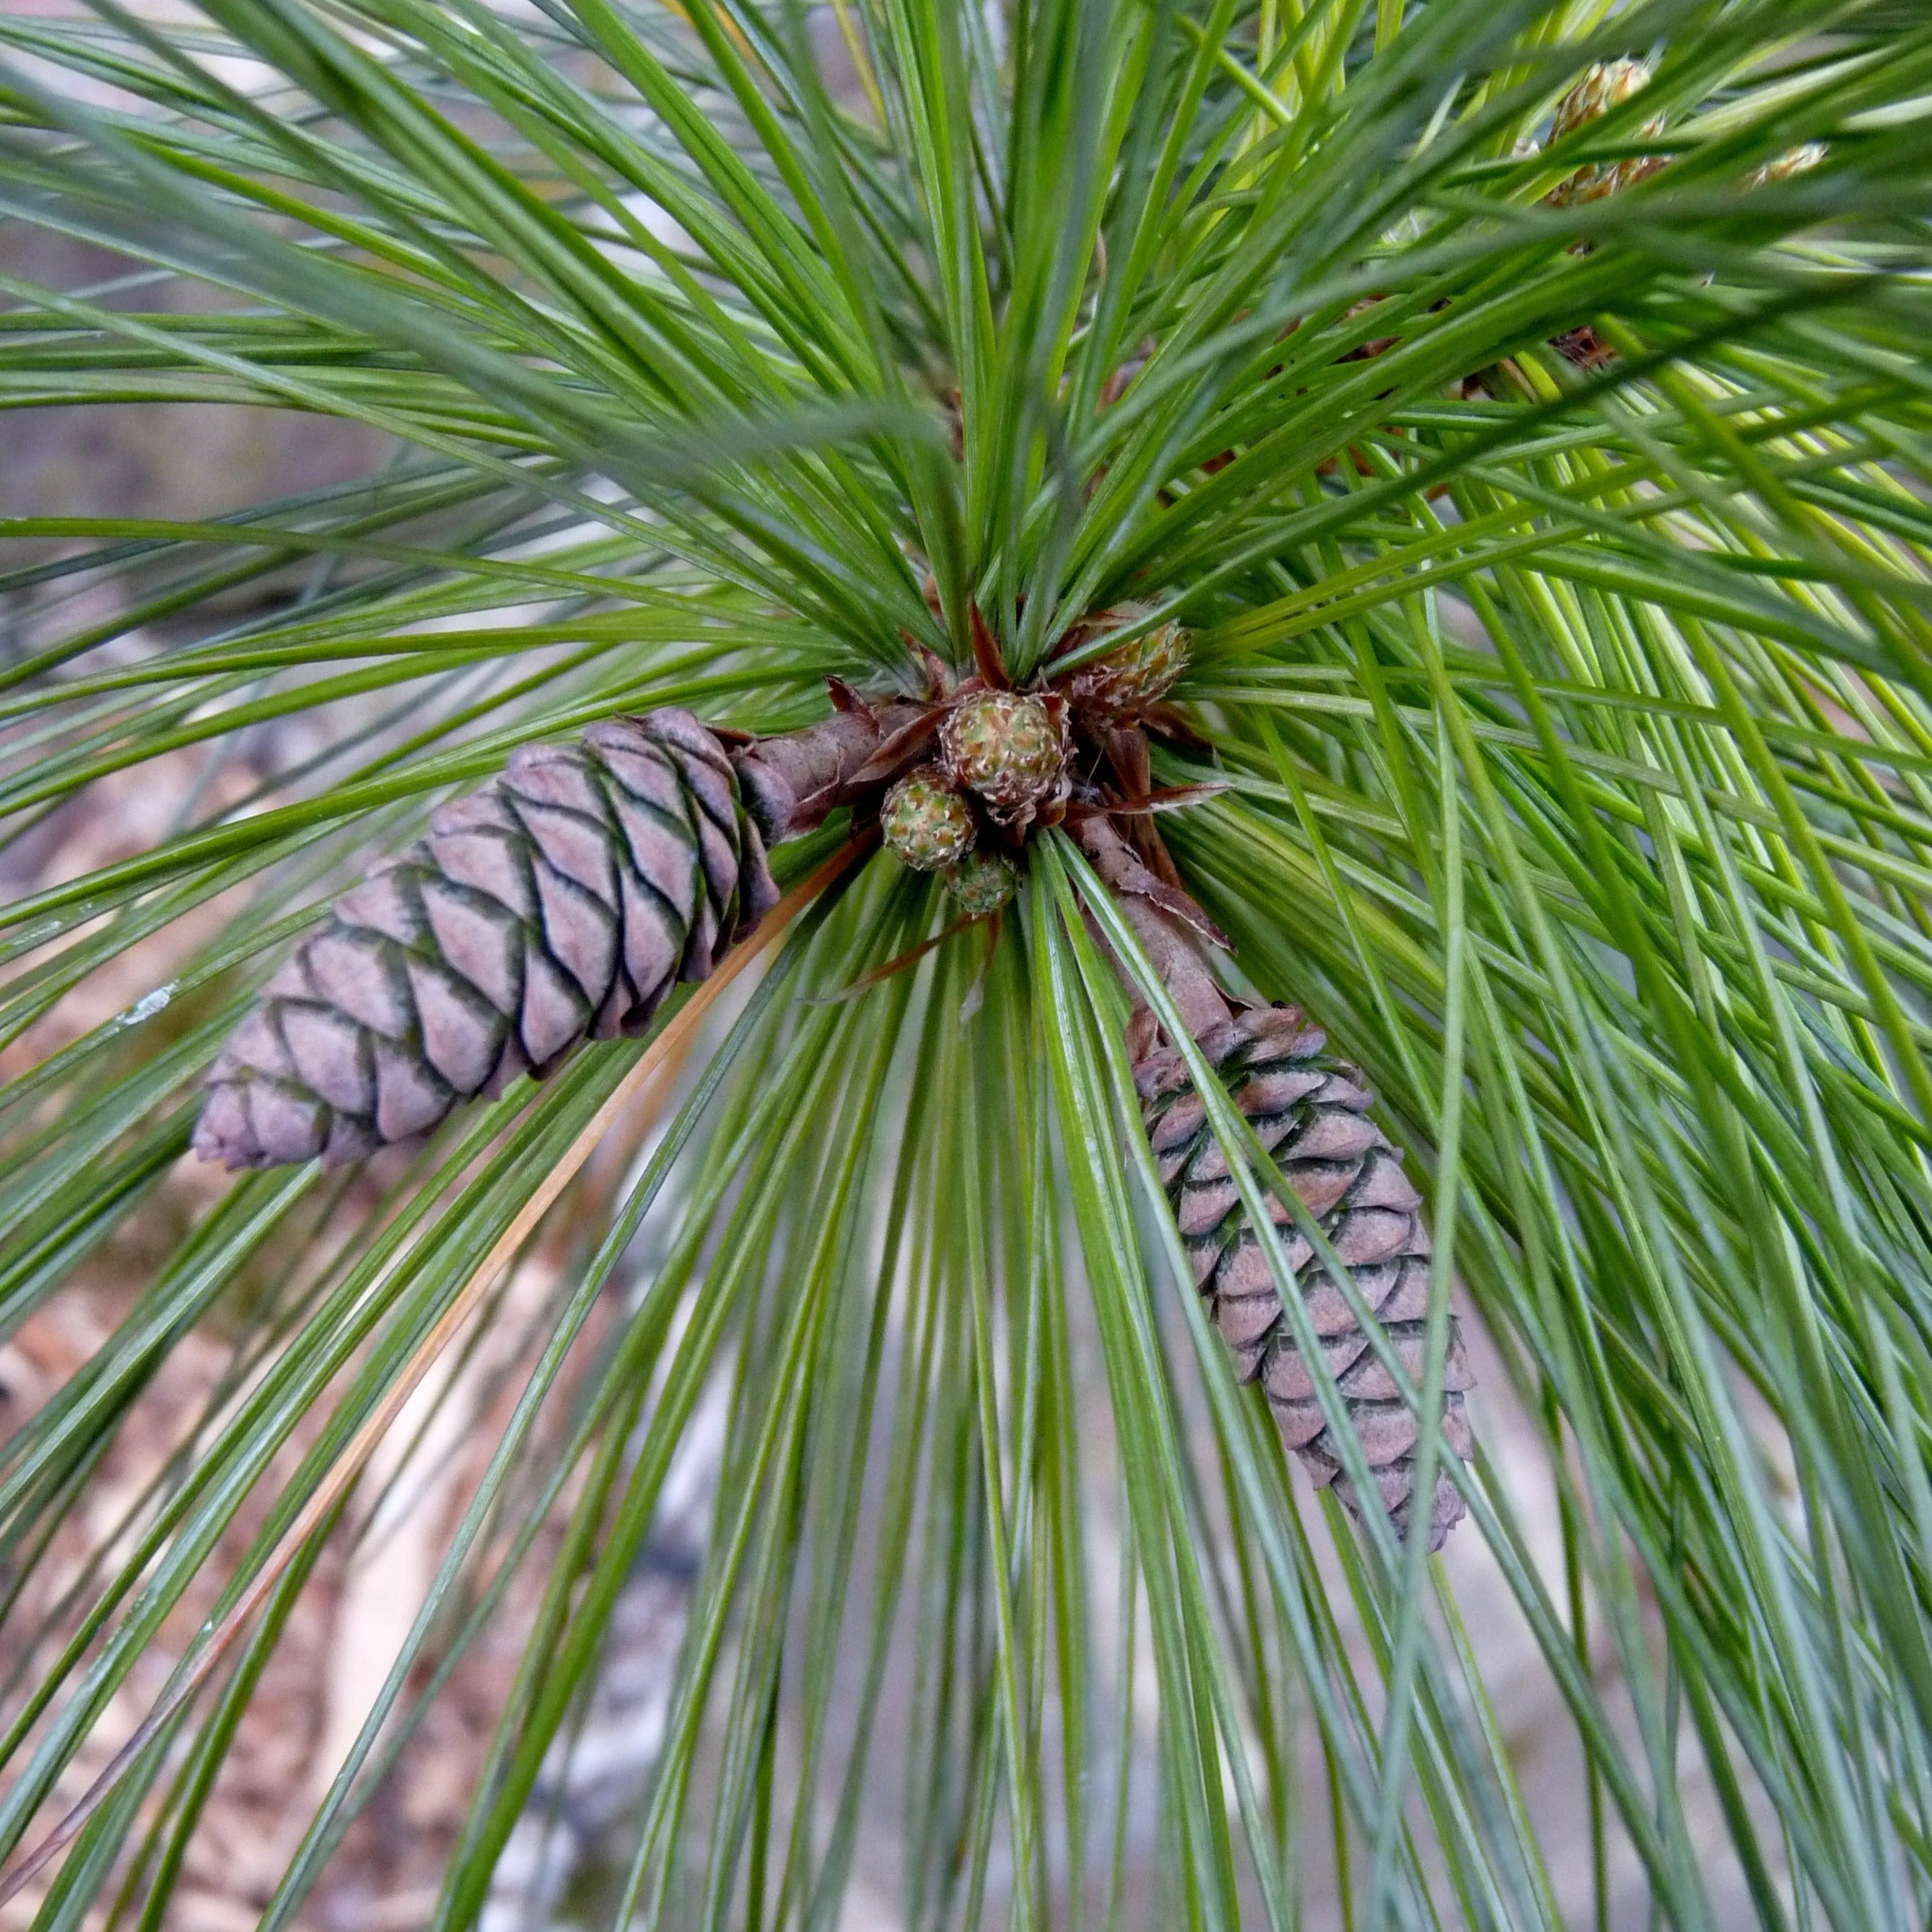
[1070,813,1232,1041]
[731,699,929,840]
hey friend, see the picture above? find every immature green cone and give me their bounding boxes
[1059,618,1189,725]
[195,710,779,1171]
[940,691,1068,830]
[943,849,1017,917]
[881,769,976,872]
[1136,1005,1473,1549]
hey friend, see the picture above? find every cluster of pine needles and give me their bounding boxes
[0,0,1929,1926]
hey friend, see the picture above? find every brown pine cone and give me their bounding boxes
[194,710,779,1171]
[1136,1005,1473,1549]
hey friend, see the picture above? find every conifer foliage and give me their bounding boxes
[1,0,1930,1926]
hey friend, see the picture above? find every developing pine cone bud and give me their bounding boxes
[1059,620,1189,724]
[1746,141,1824,189]
[1551,324,1614,372]
[1137,1005,1473,1549]
[194,711,777,1171]
[881,769,976,872]
[1544,58,1666,207]
[940,691,1068,829]
[944,849,1016,917]
[1550,56,1650,142]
